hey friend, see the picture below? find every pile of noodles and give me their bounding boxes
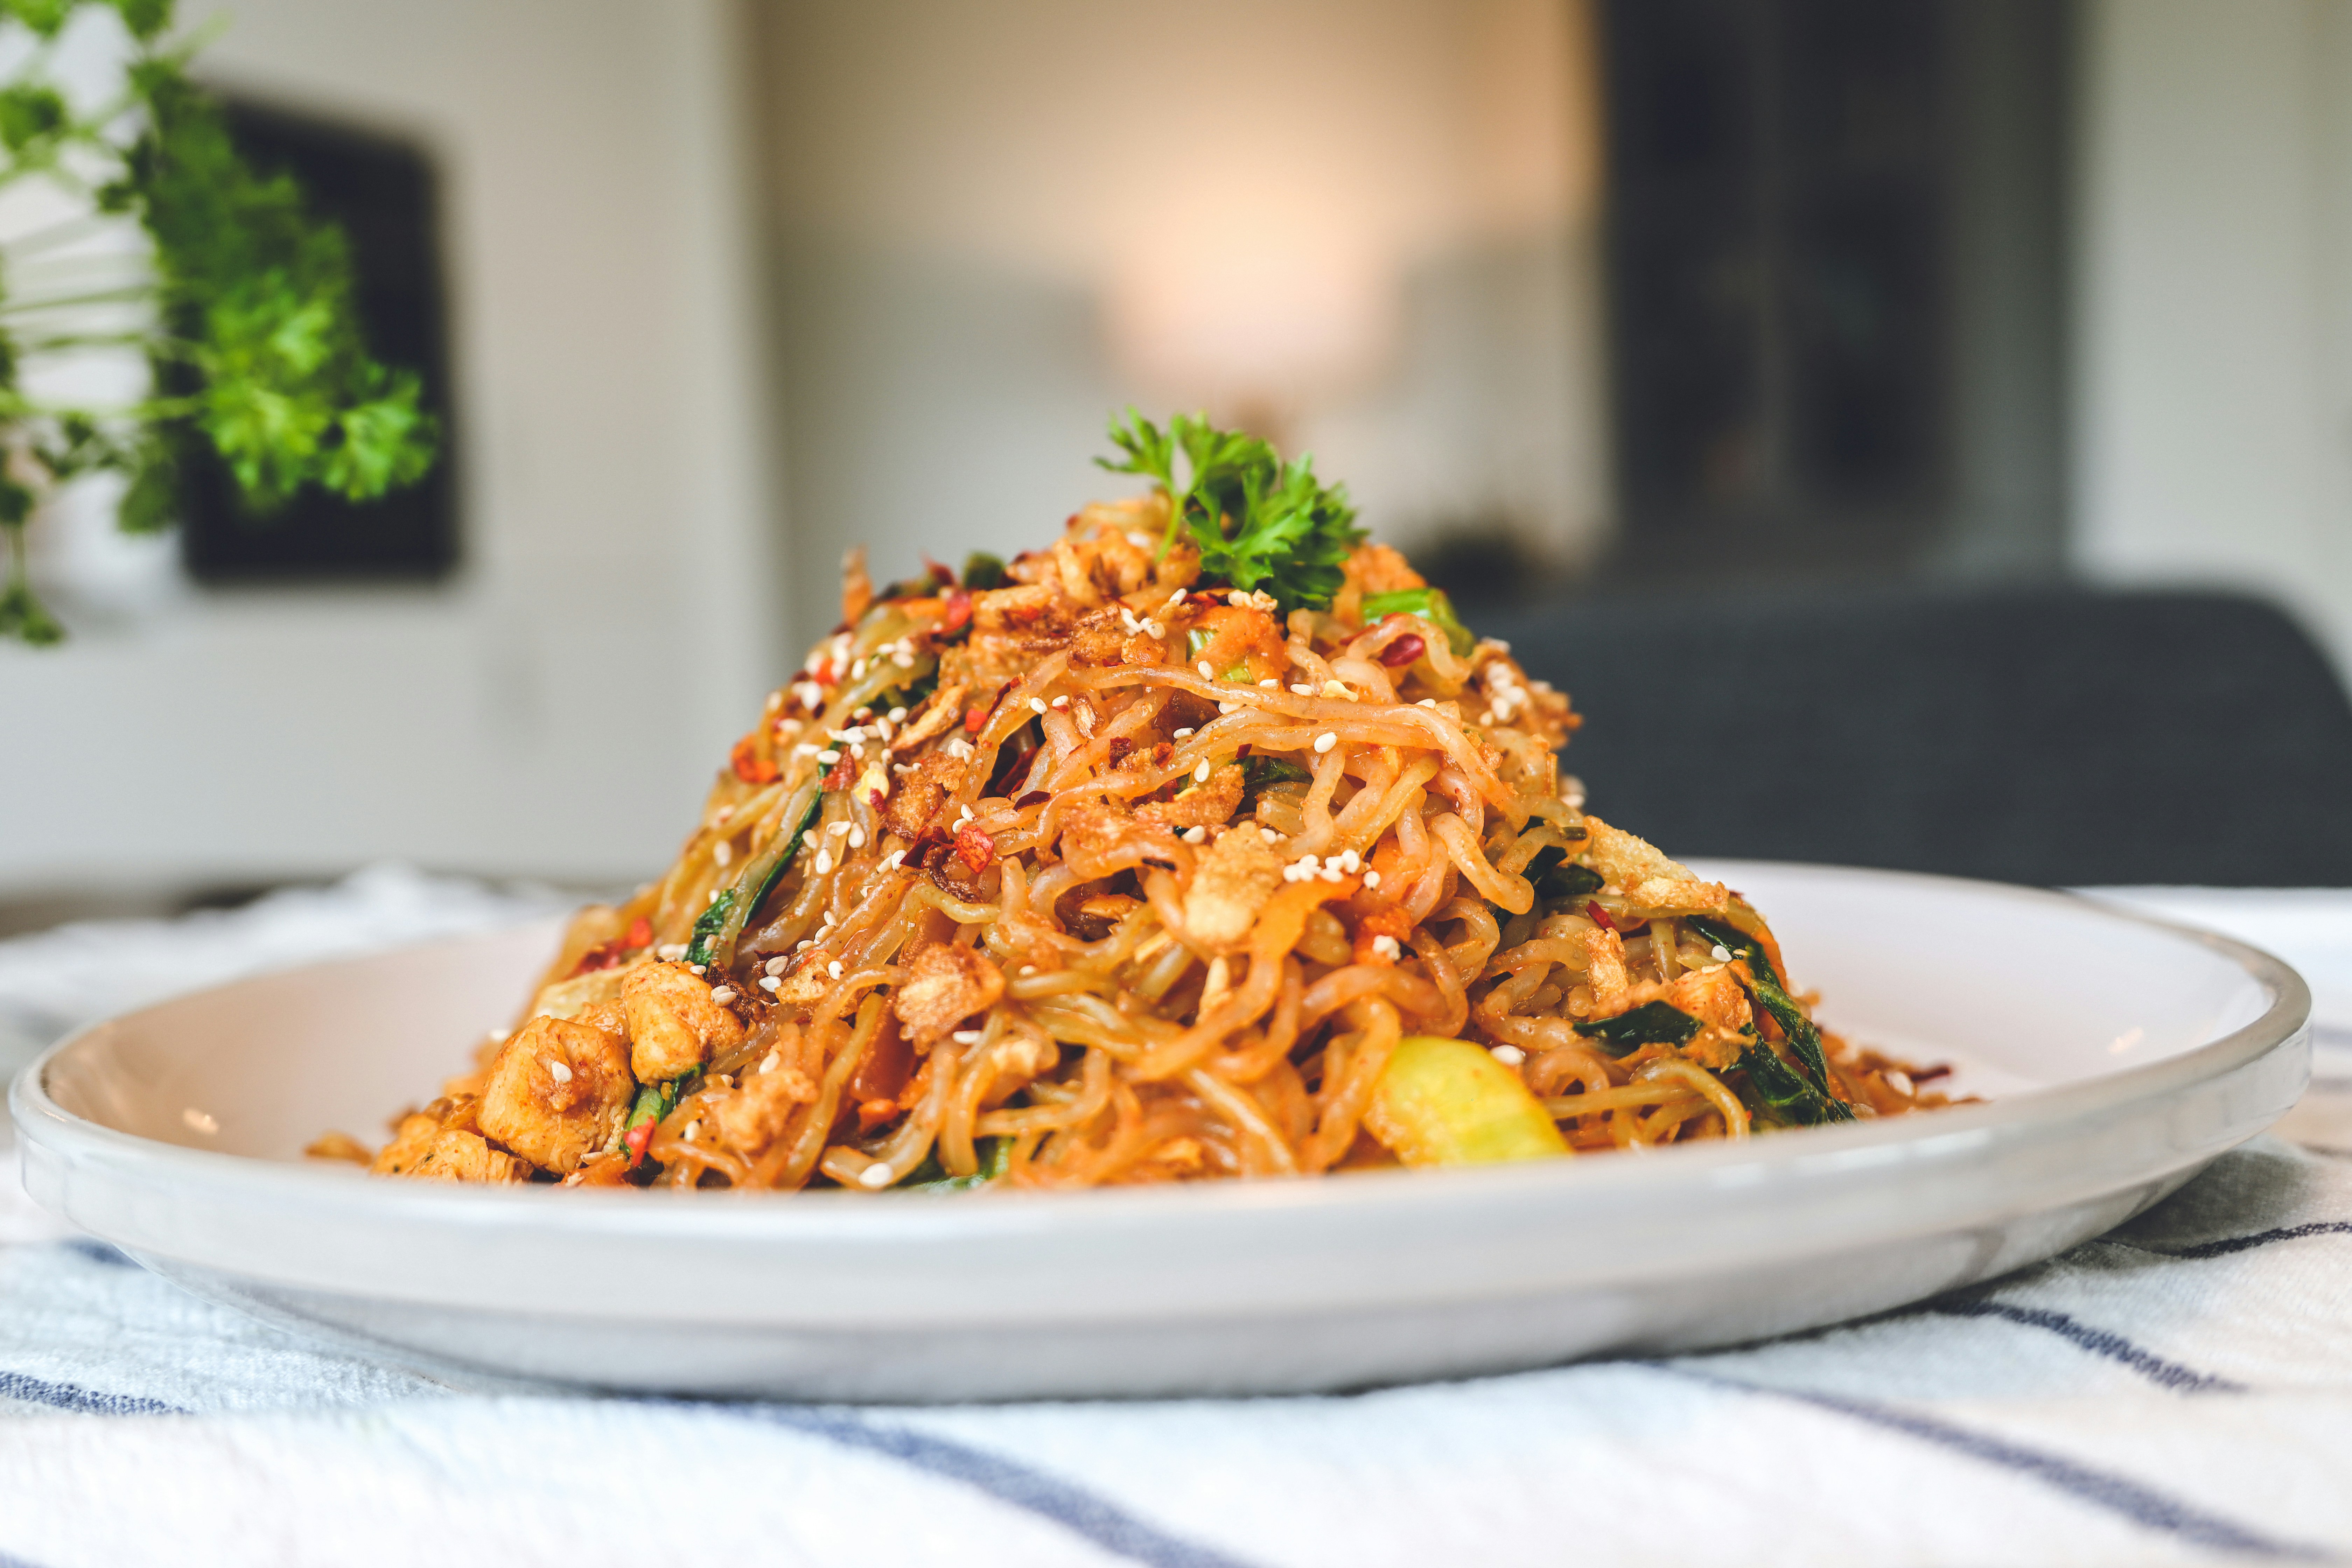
[348,492,1951,1191]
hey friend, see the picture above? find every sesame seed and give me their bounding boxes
[683,1120,701,1142]
[710,987,737,1005]
[946,737,974,759]
[1417,698,1438,708]
[1363,869,1381,889]
[1313,732,1337,754]
[1260,827,1278,843]
[894,652,915,668]
[959,804,974,824]
[1019,964,1037,974]
[1164,590,1186,610]
[851,659,867,679]
[813,850,833,873]
[759,976,781,992]
[952,1028,983,1044]
[889,706,908,723]
[1321,680,1352,699]
[795,743,818,758]
[795,939,813,952]
[1491,1044,1527,1067]
[759,1050,782,1074]
[1197,661,1214,679]
[817,750,840,765]
[1173,727,1195,738]
[546,1059,573,1083]
[1051,695,1070,709]
[886,849,908,868]
[1193,759,1211,783]
[1371,934,1401,960]
[1217,702,1238,714]
[1029,697,1047,714]
[827,960,844,979]
[859,1163,895,1189]
[1289,684,1314,695]
[1338,849,1362,872]
[1885,1070,1915,1097]
[689,962,706,974]
[1318,866,1343,883]
[1181,826,1207,844]
[1712,945,1732,961]
[826,819,850,836]
[848,827,866,848]
[764,955,789,976]
[1260,678,1279,689]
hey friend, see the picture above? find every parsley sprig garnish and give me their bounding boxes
[0,0,439,645]
[1097,409,1365,614]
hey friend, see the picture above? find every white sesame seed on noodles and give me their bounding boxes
[859,1163,895,1189]
[1193,759,1211,783]
[1313,732,1337,754]
[710,987,736,1005]
[1490,1044,1527,1067]
[545,1059,572,1083]
[827,960,844,980]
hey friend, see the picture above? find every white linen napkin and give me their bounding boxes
[1,870,2347,1568]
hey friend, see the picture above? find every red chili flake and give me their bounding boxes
[953,822,996,875]
[965,705,989,734]
[574,915,655,976]
[823,751,856,790]
[867,787,888,809]
[1379,634,1426,668]
[1586,901,1616,932]
[1909,1063,1954,1084]
[811,659,839,687]
[923,555,956,587]
[625,916,652,949]
[942,589,974,635]
[1013,790,1050,809]
[730,736,779,785]
[623,1122,655,1168]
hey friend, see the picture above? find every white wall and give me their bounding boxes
[2075,0,2352,679]
[0,0,780,894]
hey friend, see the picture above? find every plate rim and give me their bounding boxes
[8,858,2314,1245]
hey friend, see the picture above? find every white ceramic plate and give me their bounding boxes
[9,862,2311,1401]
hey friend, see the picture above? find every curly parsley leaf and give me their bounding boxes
[1097,408,1365,614]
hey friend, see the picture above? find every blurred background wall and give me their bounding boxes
[0,0,2348,902]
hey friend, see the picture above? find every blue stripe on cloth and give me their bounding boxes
[1925,1301,2245,1393]
[59,1239,134,1268]
[0,1370,182,1417]
[733,1406,1257,1568]
[2122,1221,2352,1262]
[1658,1367,2328,1561]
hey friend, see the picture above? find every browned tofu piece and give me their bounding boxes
[477,1014,635,1173]
[892,941,1005,1048]
[708,1060,819,1158]
[374,1114,524,1184]
[621,961,746,1082]
[1182,827,1282,951]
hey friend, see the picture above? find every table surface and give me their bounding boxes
[1,866,2347,1568]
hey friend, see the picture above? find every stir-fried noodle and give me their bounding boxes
[331,423,1951,1191]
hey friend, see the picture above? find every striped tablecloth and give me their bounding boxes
[1,868,2347,1568]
